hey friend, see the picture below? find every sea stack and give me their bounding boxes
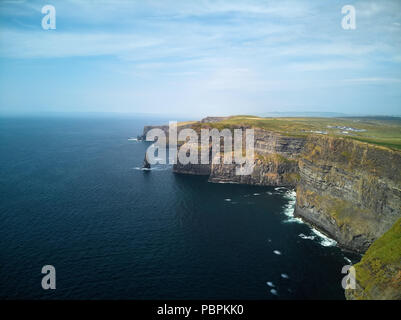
[143,155,151,169]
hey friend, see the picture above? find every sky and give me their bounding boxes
[0,0,400,117]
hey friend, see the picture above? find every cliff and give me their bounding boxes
[142,116,401,299]
[295,135,401,252]
[157,119,401,253]
[208,129,304,187]
[141,125,170,140]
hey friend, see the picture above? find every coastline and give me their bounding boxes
[141,115,401,299]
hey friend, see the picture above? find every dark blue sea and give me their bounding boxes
[0,116,359,299]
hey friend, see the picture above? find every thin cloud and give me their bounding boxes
[343,77,401,84]
[0,30,163,58]
[288,60,364,72]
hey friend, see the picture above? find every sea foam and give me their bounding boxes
[270,289,278,296]
[311,228,337,247]
[298,233,316,240]
[281,189,337,247]
[282,189,303,224]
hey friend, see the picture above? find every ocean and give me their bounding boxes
[0,116,358,299]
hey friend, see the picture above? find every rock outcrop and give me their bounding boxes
[141,125,170,140]
[173,161,211,175]
[143,154,151,169]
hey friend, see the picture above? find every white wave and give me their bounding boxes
[266,191,273,195]
[278,188,338,248]
[283,189,296,200]
[266,281,275,287]
[216,181,239,184]
[132,166,171,171]
[275,187,288,192]
[311,228,337,247]
[344,257,352,264]
[253,193,260,196]
[128,137,138,141]
[282,204,302,224]
[133,167,151,171]
[273,250,282,255]
[270,289,278,296]
[298,233,316,240]
[224,198,232,202]
[299,229,337,247]
[281,273,290,279]
[281,189,304,224]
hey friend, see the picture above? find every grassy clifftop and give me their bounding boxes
[189,115,401,151]
[346,217,401,300]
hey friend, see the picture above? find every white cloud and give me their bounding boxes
[204,67,284,91]
[0,30,163,58]
[279,43,382,57]
[288,60,364,72]
[357,2,384,17]
[343,77,401,84]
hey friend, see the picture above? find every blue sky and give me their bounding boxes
[0,0,400,117]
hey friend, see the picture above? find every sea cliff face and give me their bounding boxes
[208,129,304,187]
[295,135,401,253]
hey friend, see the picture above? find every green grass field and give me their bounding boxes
[191,115,401,151]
